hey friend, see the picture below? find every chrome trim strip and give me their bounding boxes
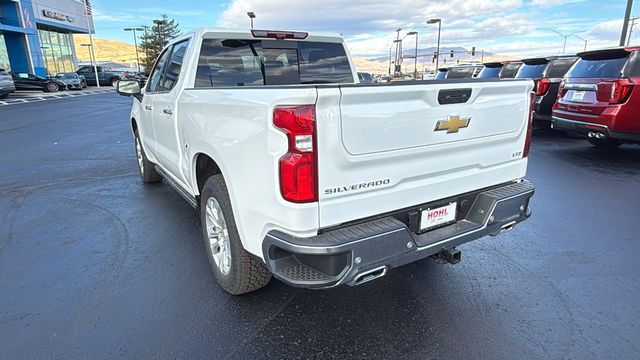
[551,116,610,130]
[563,83,598,91]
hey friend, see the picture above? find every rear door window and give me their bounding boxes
[499,63,521,78]
[544,57,577,78]
[516,63,547,78]
[446,67,476,79]
[434,70,447,80]
[195,39,353,87]
[567,56,628,78]
[478,66,501,78]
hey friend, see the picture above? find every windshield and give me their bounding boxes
[478,66,501,78]
[567,56,628,78]
[55,73,77,79]
[516,63,547,79]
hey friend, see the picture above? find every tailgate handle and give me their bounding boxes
[438,89,472,105]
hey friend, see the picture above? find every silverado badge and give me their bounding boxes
[434,115,471,134]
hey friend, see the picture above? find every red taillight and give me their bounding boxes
[251,30,308,39]
[273,105,317,203]
[535,78,550,96]
[609,78,633,104]
[524,91,534,158]
[557,79,566,100]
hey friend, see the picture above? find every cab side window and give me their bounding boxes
[162,39,191,91]
[147,48,173,93]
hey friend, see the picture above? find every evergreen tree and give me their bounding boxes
[139,14,181,74]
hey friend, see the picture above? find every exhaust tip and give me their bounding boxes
[353,266,387,286]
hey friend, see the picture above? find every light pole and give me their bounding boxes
[388,45,393,75]
[80,43,96,85]
[627,17,639,45]
[124,27,144,73]
[405,31,418,79]
[393,28,402,76]
[427,19,441,71]
[572,34,588,51]
[621,0,634,46]
[247,12,256,29]
[537,28,582,54]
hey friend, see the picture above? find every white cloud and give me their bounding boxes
[529,0,585,8]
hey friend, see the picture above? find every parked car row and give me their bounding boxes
[415,46,640,148]
[0,66,144,97]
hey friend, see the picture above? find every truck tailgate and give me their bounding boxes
[315,80,534,228]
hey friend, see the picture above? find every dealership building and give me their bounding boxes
[0,0,93,77]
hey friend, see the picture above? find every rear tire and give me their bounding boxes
[587,137,622,148]
[200,175,271,295]
[134,131,162,183]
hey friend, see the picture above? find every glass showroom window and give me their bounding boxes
[0,33,10,71]
[38,28,75,75]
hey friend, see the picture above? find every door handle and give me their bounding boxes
[163,107,173,115]
[145,105,153,111]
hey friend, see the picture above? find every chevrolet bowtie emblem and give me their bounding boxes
[434,115,471,134]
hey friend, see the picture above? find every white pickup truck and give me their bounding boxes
[117,28,535,295]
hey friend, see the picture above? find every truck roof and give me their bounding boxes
[183,28,345,43]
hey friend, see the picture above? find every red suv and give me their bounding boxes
[552,47,640,148]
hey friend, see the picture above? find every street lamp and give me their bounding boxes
[537,28,581,54]
[247,12,256,29]
[388,44,393,75]
[427,19,442,71]
[571,34,588,51]
[124,27,144,73]
[627,17,639,45]
[406,31,418,79]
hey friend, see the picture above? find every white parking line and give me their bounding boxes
[0,89,115,107]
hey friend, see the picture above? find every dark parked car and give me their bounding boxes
[76,66,126,87]
[55,72,86,90]
[357,72,374,83]
[434,68,448,80]
[553,46,640,148]
[515,55,578,127]
[498,61,522,79]
[11,72,67,92]
[0,69,15,99]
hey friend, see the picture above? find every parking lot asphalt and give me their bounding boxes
[1,93,639,359]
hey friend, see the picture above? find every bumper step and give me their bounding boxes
[263,180,535,289]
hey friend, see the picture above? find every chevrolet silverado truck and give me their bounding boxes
[116,28,536,295]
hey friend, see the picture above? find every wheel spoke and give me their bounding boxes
[204,197,232,275]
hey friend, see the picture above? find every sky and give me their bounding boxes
[90,0,636,59]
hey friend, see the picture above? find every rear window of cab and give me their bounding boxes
[194,39,354,87]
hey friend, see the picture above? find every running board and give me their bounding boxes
[154,165,198,209]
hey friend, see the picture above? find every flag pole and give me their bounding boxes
[84,0,100,88]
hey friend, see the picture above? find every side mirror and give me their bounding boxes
[116,80,141,97]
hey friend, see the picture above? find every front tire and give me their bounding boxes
[134,131,162,183]
[200,175,271,295]
[110,78,120,87]
[587,137,622,148]
[45,82,60,92]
